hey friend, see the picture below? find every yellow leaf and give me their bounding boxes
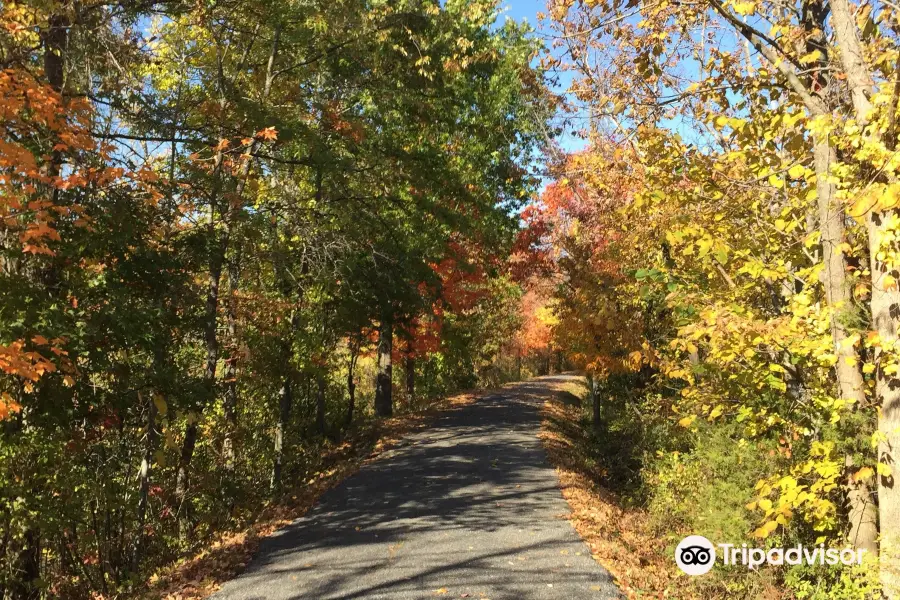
[678,415,697,427]
[753,520,779,538]
[758,498,773,512]
[800,50,823,64]
[153,393,168,416]
[788,164,805,179]
[854,467,875,481]
[877,463,893,477]
[849,190,879,219]
[732,0,756,15]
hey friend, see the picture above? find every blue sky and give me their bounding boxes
[497,1,589,158]
[500,0,547,24]
[496,0,717,155]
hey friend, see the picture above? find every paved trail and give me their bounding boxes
[213,375,620,600]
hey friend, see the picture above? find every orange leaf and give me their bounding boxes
[256,127,278,141]
[0,393,22,420]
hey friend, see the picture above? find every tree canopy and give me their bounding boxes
[0,1,548,596]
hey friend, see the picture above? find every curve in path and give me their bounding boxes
[213,374,621,600]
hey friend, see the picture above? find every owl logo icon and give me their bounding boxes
[675,535,716,575]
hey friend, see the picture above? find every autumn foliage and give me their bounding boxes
[0,1,547,597]
[516,0,900,596]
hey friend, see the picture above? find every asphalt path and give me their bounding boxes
[213,374,621,600]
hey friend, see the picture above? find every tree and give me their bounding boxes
[0,0,548,596]
[533,0,900,593]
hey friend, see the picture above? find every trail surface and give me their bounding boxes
[213,375,620,599]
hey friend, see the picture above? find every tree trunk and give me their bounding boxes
[346,366,356,428]
[375,319,393,417]
[316,371,326,436]
[271,376,292,491]
[43,14,67,93]
[829,0,898,583]
[829,0,874,122]
[8,16,68,595]
[868,210,900,587]
[405,346,415,410]
[175,21,282,530]
[345,337,359,428]
[9,528,41,600]
[814,134,879,556]
[270,302,298,491]
[223,250,240,473]
[133,392,158,569]
[174,419,198,540]
[175,240,222,540]
[423,359,433,401]
[815,138,867,405]
[588,374,601,430]
[845,455,878,553]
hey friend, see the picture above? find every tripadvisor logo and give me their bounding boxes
[675,535,716,575]
[674,535,867,575]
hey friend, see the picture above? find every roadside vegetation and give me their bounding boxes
[4,0,900,598]
[0,1,547,597]
[517,0,900,595]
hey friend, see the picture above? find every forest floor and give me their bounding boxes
[155,375,620,599]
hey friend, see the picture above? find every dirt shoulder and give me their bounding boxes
[537,375,683,599]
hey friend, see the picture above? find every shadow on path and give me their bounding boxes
[213,375,620,600]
